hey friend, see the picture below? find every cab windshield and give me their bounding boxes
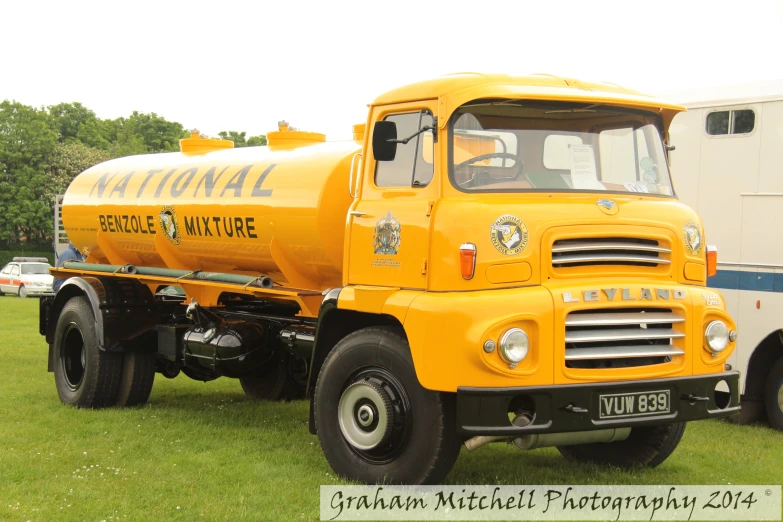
[449,101,674,196]
[21,263,50,275]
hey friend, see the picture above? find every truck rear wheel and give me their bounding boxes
[115,352,156,407]
[314,327,460,485]
[53,296,121,408]
[764,357,783,431]
[557,422,686,468]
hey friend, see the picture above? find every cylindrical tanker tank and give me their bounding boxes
[62,128,361,291]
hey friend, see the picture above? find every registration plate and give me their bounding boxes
[598,389,671,419]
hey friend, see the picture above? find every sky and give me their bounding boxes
[2,0,782,141]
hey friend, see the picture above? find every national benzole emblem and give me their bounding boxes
[683,219,702,256]
[373,211,401,255]
[490,214,528,256]
[159,205,181,245]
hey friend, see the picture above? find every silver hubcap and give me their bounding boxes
[337,382,391,450]
[777,382,783,413]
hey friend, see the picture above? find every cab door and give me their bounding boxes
[347,104,438,290]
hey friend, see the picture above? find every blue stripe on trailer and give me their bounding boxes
[708,269,783,293]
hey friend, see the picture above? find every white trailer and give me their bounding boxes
[668,80,783,430]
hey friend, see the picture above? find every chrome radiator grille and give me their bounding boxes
[552,237,670,268]
[565,308,684,369]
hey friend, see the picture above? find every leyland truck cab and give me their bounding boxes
[41,73,739,485]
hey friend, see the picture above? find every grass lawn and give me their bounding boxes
[0,296,780,521]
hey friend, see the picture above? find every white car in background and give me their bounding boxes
[0,257,55,297]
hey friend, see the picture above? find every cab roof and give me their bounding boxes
[372,73,685,130]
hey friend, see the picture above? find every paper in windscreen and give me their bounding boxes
[569,144,605,190]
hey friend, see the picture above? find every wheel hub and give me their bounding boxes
[61,322,86,390]
[356,404,375,427]
[338,381,393,450]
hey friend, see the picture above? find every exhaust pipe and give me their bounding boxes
[512,427,630,450]
[464,413,631,452]
[464,413,533,452]
[464,435,508,452]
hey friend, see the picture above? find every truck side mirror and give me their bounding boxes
[372,121,397,161]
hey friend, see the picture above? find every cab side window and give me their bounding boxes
[10,265,19,276]
[375,111,434,188]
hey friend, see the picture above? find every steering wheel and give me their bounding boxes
[454,152,523,187]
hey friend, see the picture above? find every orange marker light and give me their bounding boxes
[459,243,477,280]
[706,245,718,277]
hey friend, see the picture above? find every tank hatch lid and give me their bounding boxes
[267,121,325,149]
[180,130,234,154]
[352,123,365,142]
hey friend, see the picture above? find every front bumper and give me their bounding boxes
[457,372,740,436]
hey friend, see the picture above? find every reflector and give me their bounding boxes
[459,243,476,280]
[706,245,718,277]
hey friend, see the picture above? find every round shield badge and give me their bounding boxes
[682,220,703,256]
[490,215,528,256]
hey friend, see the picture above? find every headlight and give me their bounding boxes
[499,328,529,367]
[705,320,729,353]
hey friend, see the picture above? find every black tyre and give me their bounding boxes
[764,357,783,431]
[116,352,156,407]
[53,296,121,408]
[314,327,460,485]
[557,422,686,468]
[240,352,306,401]
[18,285,27,298]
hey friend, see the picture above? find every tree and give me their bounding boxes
[0,101,58,247]
[47,102,106,147]
[218,130,267,147]
[44,142,110,206]
[246,134,267,146]
[109,112,188,158]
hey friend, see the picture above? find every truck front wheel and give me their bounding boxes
[314,327,460,485]
[557,422,686,468]
[764,357,783,430]
[53,296,121,408]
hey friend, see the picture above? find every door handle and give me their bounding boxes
[349,211,369,217]
[348,153,362,198]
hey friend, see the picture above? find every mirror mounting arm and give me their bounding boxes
[389,123,437,145]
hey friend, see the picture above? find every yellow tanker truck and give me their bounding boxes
[40,73,740,485]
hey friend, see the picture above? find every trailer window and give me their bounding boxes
[375,111,434,188]
[706,109,755,135]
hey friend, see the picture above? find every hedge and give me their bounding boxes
[0,251,55,267]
